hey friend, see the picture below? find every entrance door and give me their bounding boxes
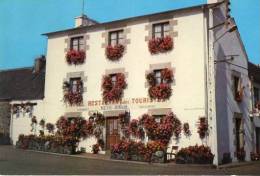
[106,117,120,149]
[235,118,244,152]
[256,127,260,153]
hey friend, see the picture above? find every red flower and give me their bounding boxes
[102,73,127,103]
[63,80,83,106]
[106,44,125,61]
[148,36,173,54]
[197,117,208,139]
[66,50,85,65]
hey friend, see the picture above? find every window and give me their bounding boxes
[109,30,124,46]
[233,76,240,98]
[153,115,165,123]
[152,22,170,38]
[254,87,260,103]
[69,77,82,94]
[154,70,162,85]
[70,36,84,51]
[110,74,117,86]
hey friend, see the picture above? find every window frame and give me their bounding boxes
[108,30,124,46]
[152,22,170,39]
[110,74,117,87]
[70,36,84,51]
[154,69,163,85]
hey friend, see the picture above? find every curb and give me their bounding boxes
[22,149,214,168]
[217,161,260,169]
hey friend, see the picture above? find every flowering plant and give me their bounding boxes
[197,117,208,139]
[175,144,214,164]
[119,112,130,127]
[250,152,260,161]
[66,50,85,65]
[148,36,173,54]
[102,73,127,102]
[39,119,45,129]
[139,112,181,145]
[63,80,83,106]
[183,123,191,136]
[46,123,55,134]
[127,119,145,140]
[92,144,100,154]
[236,148,246,161]
[106,44,125,61]
[146,68,173,100]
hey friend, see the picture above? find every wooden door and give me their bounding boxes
[106,117,120,149]
[256,127,260,154]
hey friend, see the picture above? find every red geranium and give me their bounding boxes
[102,73,127,103]
[106,44,125,61]
[146,68,173,100]
[63,80,83,106]
[148,36,173,54]
[66,50,85,65]
[197,117,208,139]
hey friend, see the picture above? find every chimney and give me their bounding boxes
[207,0,223,4]
[74,14,97,28]
[34,55,46,73]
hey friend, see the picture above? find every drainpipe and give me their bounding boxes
[207,7,219,166]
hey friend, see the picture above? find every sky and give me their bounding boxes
[0,0,259,69]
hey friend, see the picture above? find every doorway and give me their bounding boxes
[106,117,120,150]
[256,127,260,154]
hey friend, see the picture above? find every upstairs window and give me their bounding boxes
[233,76,240,98]
[70,36,84,51]
[254,87,260,103]
[109,30,124,46]
[152,22,170,38]
[69,77,82,94]
[110,74,117,87]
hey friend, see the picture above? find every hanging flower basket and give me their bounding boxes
[63,80,83,106]
[106,44,125,61]
[146,68,173,100]
[66,50,85,65]
[102,73,127,102]
[197,117,208,139]
[148,36,173,54]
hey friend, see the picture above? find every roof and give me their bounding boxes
[43,2,222,36]
[248,62,260,83]
[0,67,45,101]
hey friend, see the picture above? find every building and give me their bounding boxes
[6,0,257,165]
[0,57,46,144]
[248,62,260,154]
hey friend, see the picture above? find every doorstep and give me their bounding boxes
[217,161,260,169]
[22,149,214,168]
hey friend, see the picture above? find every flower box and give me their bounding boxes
[175,145,214,164]
[148,36,173,54]
[106,44,125,61]
[66,50,85,65]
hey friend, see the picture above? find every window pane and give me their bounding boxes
[110,33,117,40]
[111,40,117,46]
[164,31,170,37]
[79,44,84,51]
[154,25,162,32]
[72,45,78,50]
[164,23,170,32]
[154,32,161,38]
[79,38,84,45]
[72,39,78,45]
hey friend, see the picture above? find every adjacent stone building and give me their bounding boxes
[0,58,45,144]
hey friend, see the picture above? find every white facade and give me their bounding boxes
[9,2,256,165]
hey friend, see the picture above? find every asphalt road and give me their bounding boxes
[0,145,260,175]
